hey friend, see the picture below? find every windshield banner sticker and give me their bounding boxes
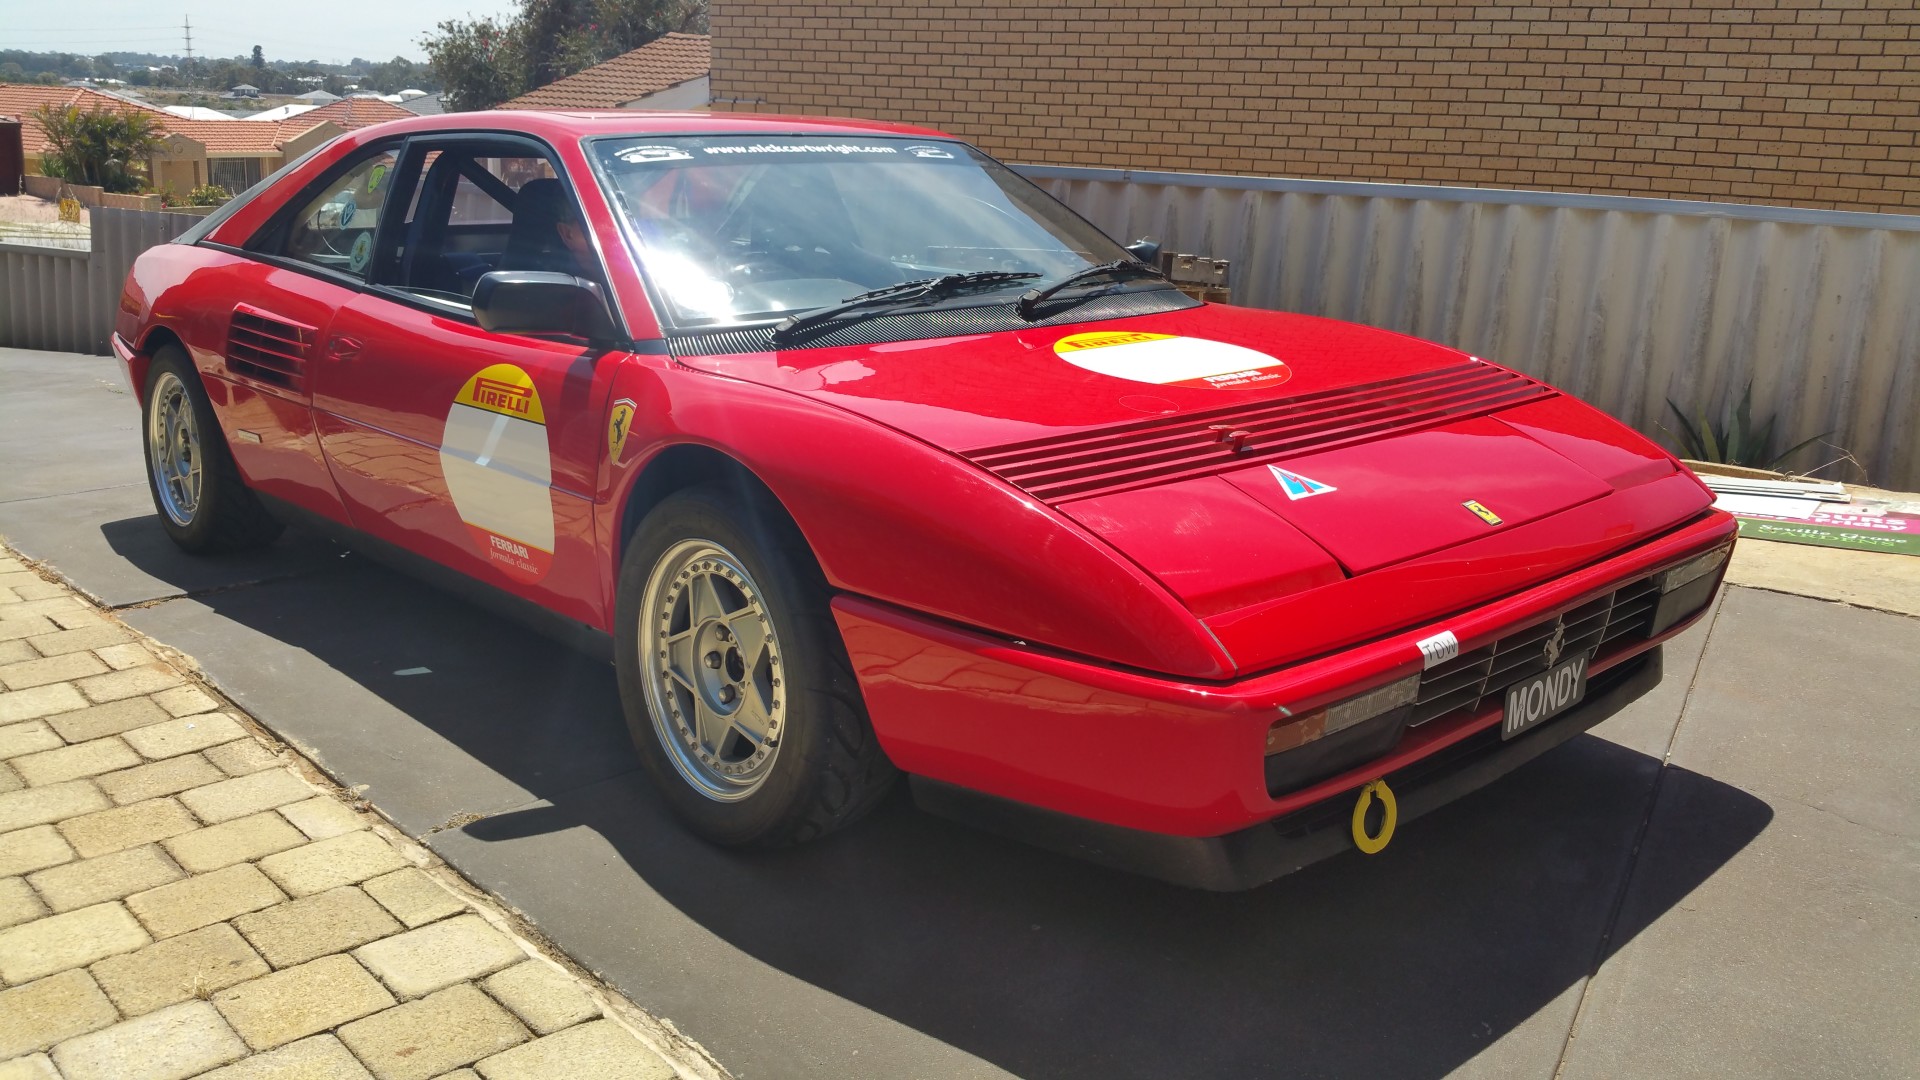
[1053,331,1292,389]
[700,142,900,156]
[617,145,694,164]
[439,364,557,585]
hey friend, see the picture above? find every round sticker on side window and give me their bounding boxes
[348,232,372,274]
[439,364,556,585]
[1054,331,1292,390]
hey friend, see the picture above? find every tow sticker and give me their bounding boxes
[1416,630,1460,669]
[1053,331,1291,389]
[606,397,636,464]
[439,364,556,584]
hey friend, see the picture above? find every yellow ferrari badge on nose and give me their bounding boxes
[1463,500,1503,526]
[607,398,636,464]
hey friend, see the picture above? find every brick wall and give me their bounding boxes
[709,0,1920,212]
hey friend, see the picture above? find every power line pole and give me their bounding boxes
[182,15,194,86]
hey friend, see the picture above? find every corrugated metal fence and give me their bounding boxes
[0,207,201,356]
[1022,166,1920,490]
[5,178,1918,487]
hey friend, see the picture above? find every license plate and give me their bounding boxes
[1502,653,1590,740]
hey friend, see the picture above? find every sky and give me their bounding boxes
[2,0,516,65]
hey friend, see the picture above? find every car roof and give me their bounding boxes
[340,109,959,143]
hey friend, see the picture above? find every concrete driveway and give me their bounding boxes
[2,346,1915,1080]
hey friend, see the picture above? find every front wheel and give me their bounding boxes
[614,487,896,847]
[141,346,283,554]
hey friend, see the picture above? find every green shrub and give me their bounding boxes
[1664,384,1831,471]
[32,104,164,195]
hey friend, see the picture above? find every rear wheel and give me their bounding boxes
[141,346,283,554]
[614,487,896,847]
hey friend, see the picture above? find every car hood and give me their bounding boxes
[678,304,1704,669]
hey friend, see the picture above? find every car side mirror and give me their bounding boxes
[472,271,619,344]
[1126,237,1161,264]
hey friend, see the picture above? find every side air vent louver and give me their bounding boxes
[226,304,315,392]
[963,361,1555,504]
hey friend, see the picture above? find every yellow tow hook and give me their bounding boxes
[1350,778,1398,855]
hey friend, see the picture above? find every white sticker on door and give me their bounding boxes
[439,364,556,584]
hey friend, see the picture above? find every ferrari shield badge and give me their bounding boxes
[1463,499,1503,526]
[1269,466,1336,501]
[607,398,636,464]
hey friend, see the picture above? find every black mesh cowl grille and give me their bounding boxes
[665,287,1197,357]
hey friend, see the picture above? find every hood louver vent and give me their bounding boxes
[225,305,314,392]
[964,361,1555,504]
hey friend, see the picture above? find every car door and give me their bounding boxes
[309,134,624,627]
[192,141,404,525]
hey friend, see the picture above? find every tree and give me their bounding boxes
[251,45,265,70]
[422,0,706,112]
[33,104,165,194]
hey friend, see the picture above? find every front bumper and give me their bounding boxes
[834,507,1735,844]
[913,647,1663,890]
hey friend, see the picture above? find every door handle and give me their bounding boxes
[325,335,363,362]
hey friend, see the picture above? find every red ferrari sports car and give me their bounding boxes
[115,111,1734,888]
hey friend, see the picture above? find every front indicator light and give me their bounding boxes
[1267,674,1420,755]
[1656,543,1731,593]
[1649,542,1733,636]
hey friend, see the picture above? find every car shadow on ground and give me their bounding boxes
[102,517,1773,1080]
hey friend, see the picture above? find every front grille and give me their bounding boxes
[964,360,1555,504]
[1410,575,1660,726]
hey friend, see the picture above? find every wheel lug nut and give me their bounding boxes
[703,652,722,669]
[717,685,737,704]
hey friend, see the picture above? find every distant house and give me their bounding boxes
[401,93,446,117]
[0,83,342,195]
[163,105,240,121]
[245,103,320,122]
[227,84,261,99]
[295,97,415,129]
[296,90,340,104]
[500,33,710,111]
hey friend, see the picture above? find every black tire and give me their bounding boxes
[140,345,284,554]
[614,486,896,847]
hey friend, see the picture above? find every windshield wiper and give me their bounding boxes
[1016,260,1166,320]
[768,270,1041,344]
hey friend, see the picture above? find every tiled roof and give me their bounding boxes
[501,33,709,110]
[164,118,337,154]
[0,83,168,155]
[296,97,414,129]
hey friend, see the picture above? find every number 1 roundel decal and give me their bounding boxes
[1054,331,1292,390]
[439,364,556,584]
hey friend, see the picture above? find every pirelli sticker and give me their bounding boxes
[1054,331,1292,390]
[439,364,556,584]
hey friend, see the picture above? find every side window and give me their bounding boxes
[383,147,589,305]
[275,147,401,279]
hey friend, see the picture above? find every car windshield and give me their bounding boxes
[588,135,1137,328]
